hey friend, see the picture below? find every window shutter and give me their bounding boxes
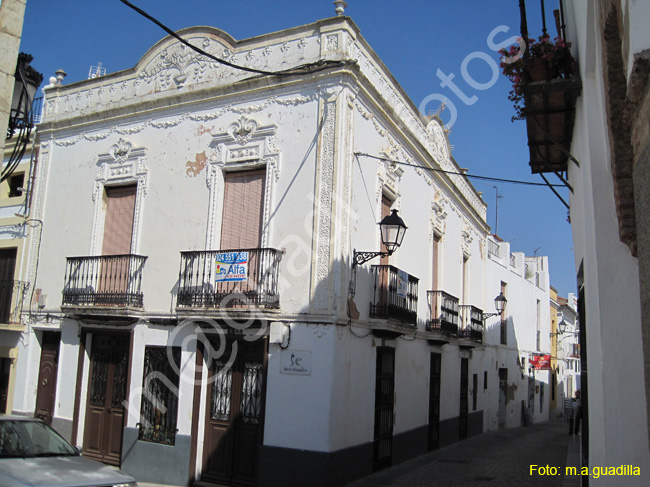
[220,170,266,250]
[102,185,137,255]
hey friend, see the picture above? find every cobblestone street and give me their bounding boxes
[345,418,577,487]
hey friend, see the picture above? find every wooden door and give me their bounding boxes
[34,332,60,424]
[373,347,395,471]
[82,334,130,466]
[498,368,508,429]
[201,338,266,486]
[0,248,17,323]
[459,358,468,439]
[428,353,441,450]
[0,358,11,413]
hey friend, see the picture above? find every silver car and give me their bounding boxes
[0,415,137,487]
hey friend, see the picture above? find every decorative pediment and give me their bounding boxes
[426,117,451,163]
[96,138,148,192]
[139,35,231,89]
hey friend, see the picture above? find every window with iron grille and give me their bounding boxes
[138,346,181,445]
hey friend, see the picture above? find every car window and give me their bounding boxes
[0,420,78,458]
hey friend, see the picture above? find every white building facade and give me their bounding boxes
[481,236,552,431]
[11,14,554,487]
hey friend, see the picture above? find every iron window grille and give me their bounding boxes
[0,280,29,325]
[138,346,181,445]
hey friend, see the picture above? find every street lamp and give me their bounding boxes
[4,53,43,184]
[7,53,43,139]
[551,319,568,337]
[352,209,407,267]
[481,292,507,321]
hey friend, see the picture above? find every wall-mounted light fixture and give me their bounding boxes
[481,292,507,321]
[352,209,407,267]
[4,53,43,183]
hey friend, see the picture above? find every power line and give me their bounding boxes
[354,152,566,187]
[119,0,346,78]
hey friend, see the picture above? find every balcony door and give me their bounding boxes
[217,170,265,307]
[98,186,136,303]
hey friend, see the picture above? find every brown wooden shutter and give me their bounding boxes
[220,170,266,250]
[102,185,137,256]
[380,196,391,265]
[432,236,440,290]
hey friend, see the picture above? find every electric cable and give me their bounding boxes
[355,152,567,187]
[119,0,346,78]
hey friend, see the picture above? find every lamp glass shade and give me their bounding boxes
[379,209,407,254]
[558,320,567,335]
[494,292,507,313]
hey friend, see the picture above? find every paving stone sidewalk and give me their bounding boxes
[345,418,574,487]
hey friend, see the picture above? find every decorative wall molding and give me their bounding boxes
[91,138,148,255]
[206,115,279,250]
[50,92,319,148]
[312,99,337,312]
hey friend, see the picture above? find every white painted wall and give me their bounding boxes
[565,0,650,481]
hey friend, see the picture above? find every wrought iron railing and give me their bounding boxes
[177,248,282,309]
[458,305,483,343]
[62,254,147,307]
[426,290,459,335]
[369,265,418,324]
[0,280,29,325]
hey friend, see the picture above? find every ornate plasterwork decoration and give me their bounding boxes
[461,227,473,257]
[206,115,279,249]
[139,39,221,89]
[326,34,339,52]
[51,93,319,148]
[312,99,336,312]
[309,324,331,338]
[91,139,148,255]
[431,200,448,238]
[379,152,404,199]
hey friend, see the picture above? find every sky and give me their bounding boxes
[19,0,577,298]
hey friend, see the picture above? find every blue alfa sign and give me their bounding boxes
[215,252,248,282]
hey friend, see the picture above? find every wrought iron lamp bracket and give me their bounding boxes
[352,250,391,268]
[481,312,501,322]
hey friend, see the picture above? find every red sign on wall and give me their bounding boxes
[529,355,551,370]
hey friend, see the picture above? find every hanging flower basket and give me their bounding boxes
[500,35,578,120]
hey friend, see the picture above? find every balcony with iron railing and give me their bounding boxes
[0,280,29,327]
[426,290,459,341]
[62,254,147,309]
[368,265,418,325]
[458,305,484,344]
[177,248,282,310]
